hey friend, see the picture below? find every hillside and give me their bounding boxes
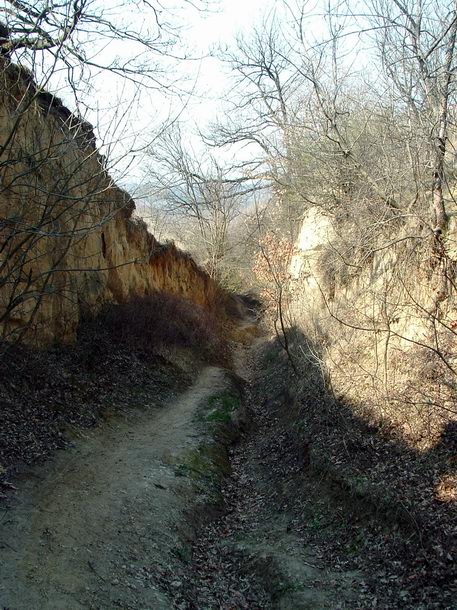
[0,58,227,346]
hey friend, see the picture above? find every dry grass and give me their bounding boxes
[90,292,230,366]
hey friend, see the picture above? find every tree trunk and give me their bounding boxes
[432,9,457,236]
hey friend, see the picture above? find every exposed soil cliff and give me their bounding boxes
[0,59,225,345]
[289,206,457,447]
[285,207,457,606]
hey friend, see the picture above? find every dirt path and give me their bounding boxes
[1,330,367,610]
[0,367,232,610]
[171,338,362,610]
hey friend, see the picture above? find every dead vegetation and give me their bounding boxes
[0,290,230,486]
[254,330,456,609]
[92,292,231,367]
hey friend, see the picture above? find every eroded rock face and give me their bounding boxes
[0,60,221,345]
[289,206,450,346]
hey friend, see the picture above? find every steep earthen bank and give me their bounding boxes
[284,207,457,607]
[289,206,457,446]
[0,58,225,345]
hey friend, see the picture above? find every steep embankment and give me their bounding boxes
[0,59,226,345]
[285,207,457,607]
[289,206,457,445]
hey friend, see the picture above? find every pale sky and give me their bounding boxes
[95,0,283,181]
[45,0,344,185]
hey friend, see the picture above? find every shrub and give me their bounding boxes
[88,292,229,365]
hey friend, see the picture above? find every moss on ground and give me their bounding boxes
[174,381,243,513]
[198,388,241,425]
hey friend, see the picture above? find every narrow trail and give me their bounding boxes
[0,326,362,610]
[0,367,232,610]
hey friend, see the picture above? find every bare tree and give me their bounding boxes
[0,0,211,344]
[146,124,257,281]
[212,18,305,236]
[0,1,208,81]
[363,0,457,236]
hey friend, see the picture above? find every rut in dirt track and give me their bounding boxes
[170,338,361,610]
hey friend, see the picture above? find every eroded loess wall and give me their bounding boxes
[0,60,223,345]
[289,206,457,447]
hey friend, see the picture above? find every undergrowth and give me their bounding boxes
[86,292,230,367]
[0,290,231,480]
[258,329,457,609]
